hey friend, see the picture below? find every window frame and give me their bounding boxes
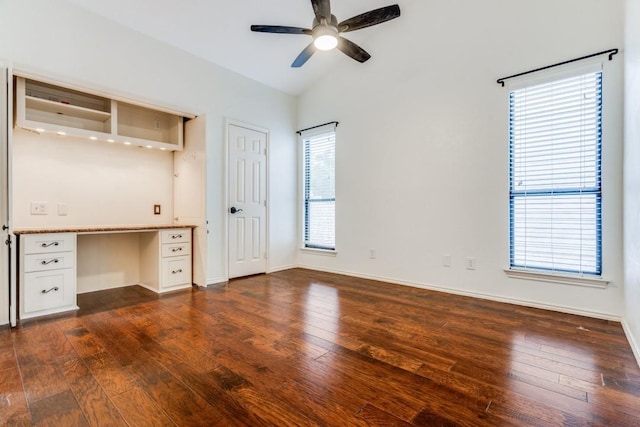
[507,64,604,277]
[300,126,336,252]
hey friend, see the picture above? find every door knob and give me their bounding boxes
[230,207,243,214]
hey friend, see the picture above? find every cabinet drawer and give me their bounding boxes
[160,229,191,244]
[23,233,76,254]
[161,256,192,289]
[161,242,191,258]
[23,269,76,314]
[23,252,75,273]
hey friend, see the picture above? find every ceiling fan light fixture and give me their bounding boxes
[313,26,338,51]
[314,34,338,50]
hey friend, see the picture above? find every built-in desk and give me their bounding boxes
[14,225,195,320]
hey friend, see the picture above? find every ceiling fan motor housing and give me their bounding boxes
[312,14,339,30]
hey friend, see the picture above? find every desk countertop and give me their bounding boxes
[13,224,197,234]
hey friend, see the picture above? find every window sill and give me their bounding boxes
[504,268,609,288]
[300,247,337,257]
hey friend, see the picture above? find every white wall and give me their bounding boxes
[624,0,640,364]
[298,0,625,319]
[12,130,175,228]
[0,0,299,285]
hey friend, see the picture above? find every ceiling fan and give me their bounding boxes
[251,0,401,67]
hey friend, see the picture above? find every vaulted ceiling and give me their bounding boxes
[65,0,406,95]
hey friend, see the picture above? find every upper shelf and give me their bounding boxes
[25,95,112,122]
[14,76,184,151]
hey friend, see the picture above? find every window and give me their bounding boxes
[509,69,602,275]
[303,130,335,250]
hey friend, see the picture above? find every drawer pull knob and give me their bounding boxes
[171,269,183,274]
[41,258,60,265]
[171,247,183,252]
[171,234,183,239]
[41,242,60,248]
[41,287,59,294]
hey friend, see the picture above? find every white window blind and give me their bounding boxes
[303,131,335,250]
[509,70,602,275]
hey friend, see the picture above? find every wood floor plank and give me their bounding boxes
[28,390,89,427]
[0,329,17,371]
[61,327,106,358]
[57,356,128,426]
[123,358,233,427]
[356,403,415,426]
[0,367,30,424]
[110,388,176,427]
[82,351,137,397]
[15,354,71,404]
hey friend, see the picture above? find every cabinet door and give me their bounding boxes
[161,256,192,290]
[22,269,75,316]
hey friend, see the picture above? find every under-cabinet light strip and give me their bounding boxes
[26,127,173,151]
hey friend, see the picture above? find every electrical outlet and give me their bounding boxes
[57,203,68,216]
[466,257,476,270]
[369,248,376,259]
[442,254,452,267]
[30,201,48,215]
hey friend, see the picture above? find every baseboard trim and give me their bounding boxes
[622,319,640,368]
[296,264,621,322]
[205,276,228,287]
[268,264,297,274]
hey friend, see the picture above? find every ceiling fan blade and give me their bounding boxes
[251,25,312,35]
[337,37,371,63]
[292,43,317,68]
[338,4,401,33]
[311,0,331,22]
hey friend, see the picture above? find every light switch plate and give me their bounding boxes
[58,203,68,216]
[154,204,161,215]
[30,202,48,215]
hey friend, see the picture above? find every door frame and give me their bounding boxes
[224,118,270,280]
[1,64,15,326]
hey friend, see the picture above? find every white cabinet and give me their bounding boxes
[20,233,77,319]
[15,76,184,151]
[140,228,192,293]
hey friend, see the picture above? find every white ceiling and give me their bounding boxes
[64,0,405,95]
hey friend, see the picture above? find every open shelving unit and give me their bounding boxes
[15,77,184,151]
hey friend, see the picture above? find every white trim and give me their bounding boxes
[223,121,230,282]
[504,268,609,288]
[268,264,298,274]
[6,65,16,327]
[296,264,621,321]
[300,247,337,257]
[0,64,8,326]
[224,119,270,280]
[622,319,640,369]
[204,277,228,287]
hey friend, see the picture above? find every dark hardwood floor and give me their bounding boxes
[1,268,639,426]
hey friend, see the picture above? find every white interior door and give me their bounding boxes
[0,66,10,325]
[228,123,267,279]
[174,116,207,287]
